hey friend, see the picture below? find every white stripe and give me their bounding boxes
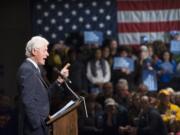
[117,9,180,23]
[118,32,169,45]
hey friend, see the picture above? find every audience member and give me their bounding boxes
[112,46,135,87]
[114,79,130,109]
[157,89,180,134]
[135,96,168,135]
[86,48,111,92]
[156,51,177,89]
[97,82,114,108]
[65,48,88,92]
[103,98,128,135]
[79,95,104,135]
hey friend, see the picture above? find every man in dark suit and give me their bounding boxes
[17,36,69,135]
[127,96,168,135]
[136,96,168,135]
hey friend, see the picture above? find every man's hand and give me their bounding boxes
[60,63,70,78]
[57,63,70,83]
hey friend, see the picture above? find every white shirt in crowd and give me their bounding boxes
[86,60,111,84]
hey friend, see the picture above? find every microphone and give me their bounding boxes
[53,67,72,84]
[54,65,88,118]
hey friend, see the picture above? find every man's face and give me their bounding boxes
[141,97,149,111]
[159,94,170,105]
[106,105,117,114]
[33,45,49,65]
[103,84,113,97]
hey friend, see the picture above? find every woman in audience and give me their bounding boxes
[135,45,158,91]
[86,48,111,93]
[112,46,135,87]
[101,46,112,66]
[155,51,177,89]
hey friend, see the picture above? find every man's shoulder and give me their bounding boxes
[147,107,157,114]
[19,60,34,70]
[17,60,36,76]
[169,103,180,111]
[148,107,161,117]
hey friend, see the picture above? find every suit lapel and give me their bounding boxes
[25,60,49,88]
[36,72,49,88]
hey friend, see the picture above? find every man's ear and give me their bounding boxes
[31,48,37,56]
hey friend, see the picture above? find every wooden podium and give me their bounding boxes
[47,99,81,135]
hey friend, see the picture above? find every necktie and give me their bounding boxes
[36,68,49,88]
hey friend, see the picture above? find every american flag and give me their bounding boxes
[117,0,180,45]
[31,0,117,44]
[31,0,180,45]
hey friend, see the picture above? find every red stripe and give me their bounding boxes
[117,0,180,11]
[119,45,140,50]
[119,44,141,46]
[118,21,180,33]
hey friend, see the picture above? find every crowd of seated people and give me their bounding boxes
[44,37,180,135]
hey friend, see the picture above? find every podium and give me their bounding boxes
[47,99,81,135]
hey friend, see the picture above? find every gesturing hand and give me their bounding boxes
[57,63,70,83]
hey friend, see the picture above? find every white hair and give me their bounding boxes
[141,95,149,102]
[25,36,49,57]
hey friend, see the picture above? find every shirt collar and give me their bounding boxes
[26,58,39,70]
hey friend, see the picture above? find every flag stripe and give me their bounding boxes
[118,32,166,45]
[117,9,180,23]
[117,0,180,11]
[118,21,180,33]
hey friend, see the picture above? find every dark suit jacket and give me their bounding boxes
[137,107,168,135]
[17,60,62,135]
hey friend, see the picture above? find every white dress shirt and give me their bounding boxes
[26,58,40,73]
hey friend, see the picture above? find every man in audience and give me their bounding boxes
[103,98,128,135]
[158,89,180,134]
[128,96,168,135]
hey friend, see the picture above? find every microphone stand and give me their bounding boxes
[64,81,88,118]
[80,96,88,118]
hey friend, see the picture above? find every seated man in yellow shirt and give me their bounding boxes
[157,89,180,133]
